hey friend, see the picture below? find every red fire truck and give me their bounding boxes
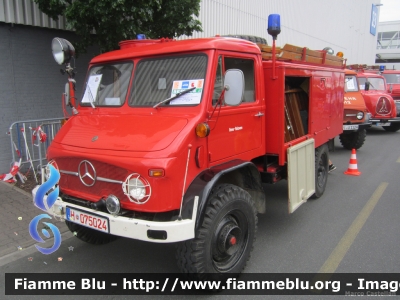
[349,65,400,132]
[381,69,400,117]
[339,69,371,150]
[34,15,346,274]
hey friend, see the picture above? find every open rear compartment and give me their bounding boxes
[254,74,311,184]
[284,77,310,142]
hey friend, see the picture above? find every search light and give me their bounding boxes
[51,37,75,65]
[323,47,334,55]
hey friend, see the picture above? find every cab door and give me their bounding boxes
[207,54,263,163]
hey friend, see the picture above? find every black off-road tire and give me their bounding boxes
[339,129,367,150]
[66,220,118,245]
[176,184,257,276]
[382,123,400,132]
[311,144,329,199]
[222,34,267,45]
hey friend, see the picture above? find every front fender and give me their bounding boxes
[181,160,265,230]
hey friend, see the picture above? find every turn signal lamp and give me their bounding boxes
[149,169,165,177]
[60,119,68,126]
[196,123,210,138]
[336,52,344,58]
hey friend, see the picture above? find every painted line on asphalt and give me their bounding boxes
[318,182,388,274]
[397,156,400,163]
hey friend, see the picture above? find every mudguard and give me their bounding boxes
[181,160,265,229]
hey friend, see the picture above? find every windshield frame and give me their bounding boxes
[382,73,400,84]
[345,75,359,92]
[80,60,134,107]
[357,76,386,91]
[128,53,208,108]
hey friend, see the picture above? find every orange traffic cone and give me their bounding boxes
[344,149,361,176]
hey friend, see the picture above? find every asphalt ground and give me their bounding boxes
[0,127,399,299]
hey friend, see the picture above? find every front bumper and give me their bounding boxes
[370,117,400,127]
[32,186,198,243]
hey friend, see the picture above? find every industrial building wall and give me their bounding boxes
[190,0,380,65]
[0,23,97,174]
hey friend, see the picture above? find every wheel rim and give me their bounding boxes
[211,209,249,272]
[317,152,328,188]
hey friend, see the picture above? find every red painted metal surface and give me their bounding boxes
[357,72,397,119]
[48,37,345,212]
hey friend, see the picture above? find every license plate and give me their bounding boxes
[66,207,109,233]
[343,125,359,130]
[376,122,390,126]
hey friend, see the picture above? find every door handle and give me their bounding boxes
[255,112,264,117]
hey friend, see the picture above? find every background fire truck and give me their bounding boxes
[349,65,400,132]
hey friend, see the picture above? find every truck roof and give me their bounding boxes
[345,69,357,75]
[357,72,384,78]
[382,70,400,74]
[91,38,262,64]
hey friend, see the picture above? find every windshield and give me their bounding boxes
[81,62,133,106]
[345,75,359,92]
[129,54,207,107]
[358,77,386,91]
[382,74,400,84]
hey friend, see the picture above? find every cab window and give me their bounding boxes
[212,56,255,105]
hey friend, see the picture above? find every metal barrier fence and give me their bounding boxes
[7,118,64,177]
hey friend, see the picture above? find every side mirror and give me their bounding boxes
[365,81,370,91]
[223,69,244,106]
[64,82,70,106]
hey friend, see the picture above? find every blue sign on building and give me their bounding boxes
[370,4,378,36]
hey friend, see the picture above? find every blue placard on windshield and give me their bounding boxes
[181,81,189,89]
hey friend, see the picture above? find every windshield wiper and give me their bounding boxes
[153,87,196,109]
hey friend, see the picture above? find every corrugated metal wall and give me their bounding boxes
[189,0,380,65]
[0,0,66,29]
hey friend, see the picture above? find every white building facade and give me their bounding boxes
[376,20,400,70]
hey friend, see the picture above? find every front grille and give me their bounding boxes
[343,109,361,122]
[375,97,392,116]
[56,158,128,201]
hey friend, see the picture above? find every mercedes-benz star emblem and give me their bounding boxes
[78,160,96,187]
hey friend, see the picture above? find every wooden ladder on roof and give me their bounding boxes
[258,44,345,68]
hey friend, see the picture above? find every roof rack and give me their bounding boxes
[258,43,345,68]
[347,64,381,73]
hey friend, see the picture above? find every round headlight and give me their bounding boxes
[356,112,364,120]
[51,37,75,65]
[106,195,120,215]
[122,174,151,204]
